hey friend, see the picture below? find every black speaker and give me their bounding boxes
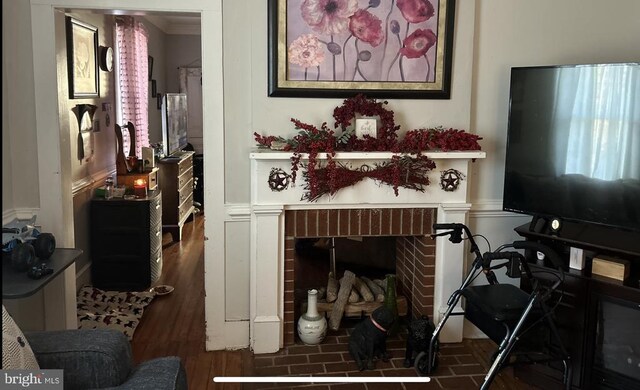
[528,216,562,236]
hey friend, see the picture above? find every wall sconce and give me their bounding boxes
[133,179,147,198]
[71,104,98,161]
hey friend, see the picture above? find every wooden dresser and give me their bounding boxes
[90,190,162,291]
[158,151,195,241]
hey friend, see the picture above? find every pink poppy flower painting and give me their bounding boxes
[396,0,435,24]
[288,34,326,68]
[400,28,436,58]
[301,0,359,35]
[276,0,454,96]
[349,9,384,47]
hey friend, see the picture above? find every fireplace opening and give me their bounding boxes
[283,208,437,346]
[294,236,396,289]
[293,236,397,341]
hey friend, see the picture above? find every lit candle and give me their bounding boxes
[133,178,147,198]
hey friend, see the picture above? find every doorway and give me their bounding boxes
[30,1,229,350]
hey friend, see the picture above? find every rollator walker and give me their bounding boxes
[414,223,572,390]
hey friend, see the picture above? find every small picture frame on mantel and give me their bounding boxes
[355,118,377,139]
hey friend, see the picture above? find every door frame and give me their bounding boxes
[30,0,233,349]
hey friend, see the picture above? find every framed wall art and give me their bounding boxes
[148,56,154,81]
[66,16,99,99]
[151,79,157,98]
[267,0,456,99]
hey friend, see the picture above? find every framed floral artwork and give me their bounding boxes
[66,16,99,99]
[268,0,456,99]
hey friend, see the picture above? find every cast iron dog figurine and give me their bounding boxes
[404,315,436,367]
[348,306,395,371]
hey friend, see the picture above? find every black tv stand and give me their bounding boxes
[514,219,640,390]
[517,219,640,259]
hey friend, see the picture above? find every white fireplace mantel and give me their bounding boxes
[249,150,486,353]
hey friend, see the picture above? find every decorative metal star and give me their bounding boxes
[268,168,290,192]
[440,169,465,192]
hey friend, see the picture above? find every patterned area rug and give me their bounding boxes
[77,286,156,340]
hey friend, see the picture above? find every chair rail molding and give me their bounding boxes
[3,208,40,226]
[72,167,116,197]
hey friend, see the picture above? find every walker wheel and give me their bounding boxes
[414,348,439,376]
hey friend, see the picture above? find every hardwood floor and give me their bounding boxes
[130,213,541,390]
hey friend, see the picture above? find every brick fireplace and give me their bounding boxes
[250,151,485,353]
[283,208,437,345]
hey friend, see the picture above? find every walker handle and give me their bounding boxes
[431,223,463,243]
[432,223,460,230]
[431,223,480,256]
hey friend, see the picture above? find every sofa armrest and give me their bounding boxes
[100,356,188,390]
[25,329,133,390]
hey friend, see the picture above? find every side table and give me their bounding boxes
[2,248,82,299]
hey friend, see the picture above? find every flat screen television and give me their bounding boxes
[503,63,640,232]
[161,93,189,157]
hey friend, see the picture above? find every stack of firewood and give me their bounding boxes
[304,270,406,331]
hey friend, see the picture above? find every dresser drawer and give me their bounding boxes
[149,192,162,224]
[149,223,162,253]
[150,247,162,283]
[178,193,194,223]
[178,178,193,207]
[177,155,193,176]
[147,169,159,190]
[177,166,193,190]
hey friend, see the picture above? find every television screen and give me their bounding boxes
[503,63,640,232]
[161,93,189,156]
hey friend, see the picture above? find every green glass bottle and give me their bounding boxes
[383,274,399,336]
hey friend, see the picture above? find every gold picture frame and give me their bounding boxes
[66,16,99,99]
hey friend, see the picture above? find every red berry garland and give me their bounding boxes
[333,94,400,151]
[397,127,482,154]
[253,95,483,201]
[301,155,436,202]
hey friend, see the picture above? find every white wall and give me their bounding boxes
[2,0,39,212]
[145,18,168,145]
[63,11,117,183]
[165,34,201,93]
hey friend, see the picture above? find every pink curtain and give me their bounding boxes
[115,16,149,158]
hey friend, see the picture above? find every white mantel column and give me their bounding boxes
[250,205,284,353]
[433,203,472,343]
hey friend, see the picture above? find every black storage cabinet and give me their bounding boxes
[90,190,162,291]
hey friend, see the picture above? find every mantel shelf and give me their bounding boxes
[250,150,486,161]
